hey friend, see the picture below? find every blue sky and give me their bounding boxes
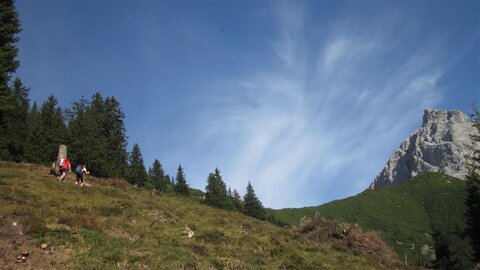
[15,0,479,208]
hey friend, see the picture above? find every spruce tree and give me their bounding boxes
[37,95,67,163]
[24,102,42,163]
[84,93,109,175]
[465,104,480,262]
[0,0,20,86]
[148,159,167,191]
[127,143,147,187]
[103,96,128,177]
[0,0,21,160]
[10,78,29,160]
[66,96,90,166]
[67,93,128,178]
[205,170,222,206]
[174,165,189,195]
[0,78,29,161]
[205,168,233,210]
[232,189,243,212]
[432,230,456,269]
[243,181,266,220]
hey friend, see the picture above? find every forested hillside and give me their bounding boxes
[269,173,474,268]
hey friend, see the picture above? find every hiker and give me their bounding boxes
[58,158,71,182]
[75,163,90,187]
[48,162,60,177]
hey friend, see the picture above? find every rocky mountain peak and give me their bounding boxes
[369,109,477,190]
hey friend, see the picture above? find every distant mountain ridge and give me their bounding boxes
[369,109,476,189]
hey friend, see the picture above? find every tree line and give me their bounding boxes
[0,0,272,223]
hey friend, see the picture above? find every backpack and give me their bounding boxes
[62,159,71,170]
[75,164,83,174]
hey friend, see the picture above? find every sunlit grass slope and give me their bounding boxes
[269,173,469,266]
[0,161,410,269]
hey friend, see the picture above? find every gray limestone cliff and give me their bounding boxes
[369,109,477,189]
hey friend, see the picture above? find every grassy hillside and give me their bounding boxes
[0,161,410,269]
[268,173,471,266]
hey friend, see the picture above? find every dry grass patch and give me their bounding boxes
[57,213,100,231]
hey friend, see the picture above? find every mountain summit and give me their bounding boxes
[369,109,477,189]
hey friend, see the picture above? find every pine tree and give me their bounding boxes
[0,0,21,160]
[83,93,109,175]
[103,96,128,177]
[465,104,480,262]
[127,143,147,187]
[243,181,266,220]
[0,78,29,161]
[66,96,90,165]
[432,230,456,269]
[205,168,234,210]
[10,78,29,160]
[0,0,20,86]
[148,159,167,191]
[67,93,128,178]
[174,165,189,195]
[0,86,14,159]
[24,102,42,163]
[37,95,67,163]
[232,189,243,212]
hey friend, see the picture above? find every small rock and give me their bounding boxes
[15,255,23,263]
[21,251,29,257]
[12,222,17,226]
[40,243,48,250]
[21,256,27,262]
[182,227,195,238]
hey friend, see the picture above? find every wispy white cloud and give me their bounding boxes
[272,1,305,69]
[197,3,446,208]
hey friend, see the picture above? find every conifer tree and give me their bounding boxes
[37,95,66,162]
[243,181,266,220]
[0,78,29,161]
[148,159,167,191]
[10,78,29,159]
[127,143,147,187]
[205,168,234,210]
[83,93,109,174]
[66,96,90,165]
[232,189,243,212]
[67,93,128,177]
[0,0,20,87]
[174,165,189,195]
[24,102,42,163]
[465,104,480,262]
[0,1,21,160]
[432,230,456,269]
[103,96,128,177]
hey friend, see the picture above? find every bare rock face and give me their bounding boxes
[369,109,477,189]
